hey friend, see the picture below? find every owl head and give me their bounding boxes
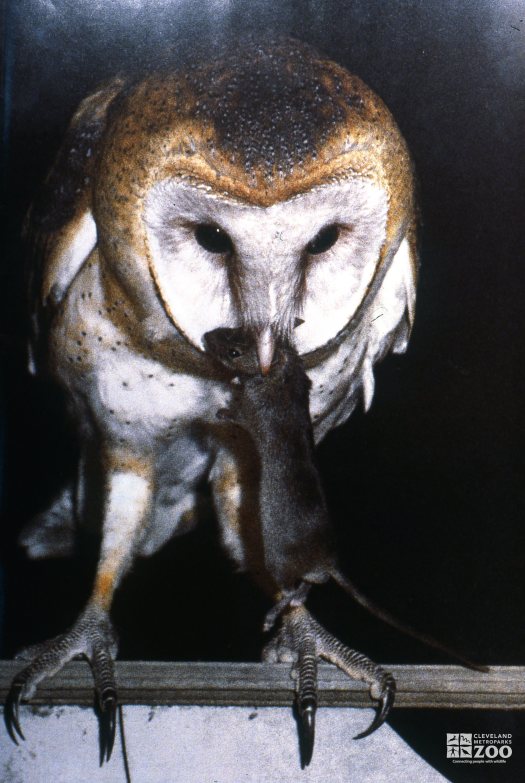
[85,39,416,381]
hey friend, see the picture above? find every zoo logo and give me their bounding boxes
[446,734,512,762]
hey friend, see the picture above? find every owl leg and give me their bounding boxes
[262,582,311,632]
[262,604,395,768]
[5,460,153,763]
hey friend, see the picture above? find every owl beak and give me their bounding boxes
[256,327,275,375]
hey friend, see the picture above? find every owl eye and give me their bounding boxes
[195,224,233,254]
[307,224,340,255]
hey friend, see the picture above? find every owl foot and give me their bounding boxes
[4,605,118,764]
[262,604,395,768]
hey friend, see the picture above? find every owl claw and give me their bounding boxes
[98,692,117,765]
[4,680,25,744]
[265,604,395,765]
[353,674,396,739]
[4,606,118,764]
[298,699,316,768]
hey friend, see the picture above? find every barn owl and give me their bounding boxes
[7,39,417,764]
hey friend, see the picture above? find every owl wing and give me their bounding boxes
[304,219,418,438]
[25,77,127,372]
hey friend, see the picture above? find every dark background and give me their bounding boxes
[1,1,524,780]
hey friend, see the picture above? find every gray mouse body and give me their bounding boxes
[204,327,336,594]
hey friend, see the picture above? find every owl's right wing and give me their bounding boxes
[25,77,127,373]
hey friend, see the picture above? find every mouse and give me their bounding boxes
[204,326,337,599]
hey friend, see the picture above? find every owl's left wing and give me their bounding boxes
[25,77,127,372]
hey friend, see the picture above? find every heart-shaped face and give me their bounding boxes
[144,176,390,357]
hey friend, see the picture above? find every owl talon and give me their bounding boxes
[267,604,395,765]
[98,693,117,765]
[4,606,118,763]
[4,680,25,744]
[353,673,395,739]
[298,698,316,768]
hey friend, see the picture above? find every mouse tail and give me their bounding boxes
[331,570,488,672]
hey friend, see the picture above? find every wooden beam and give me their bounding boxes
[1,662,524,710]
